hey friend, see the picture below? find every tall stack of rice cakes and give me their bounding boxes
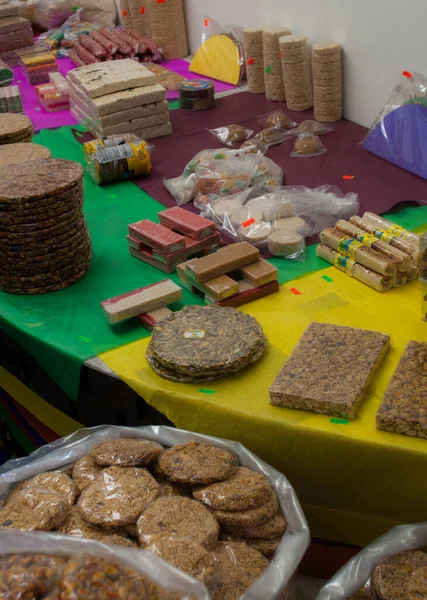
[0,158,92,294]
[0,438,288,599]
[146,305,267,382]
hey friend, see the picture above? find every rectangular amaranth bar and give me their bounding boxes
[185,242,260,282]
[94,112,170,138]
[101,280,182,324]
[128,220,185,255]
[208,279,280,307]
[269,322,390,419]
[237,259,278,287]
[376,341,427,439]
[0,16,32,33]
[99,122,172,141]
[159,207,216,240]
[177,259,239,301]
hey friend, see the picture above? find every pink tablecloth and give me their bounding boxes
[13,57,77,132]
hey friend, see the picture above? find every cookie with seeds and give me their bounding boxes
[78,466,159,527]
[57,506,131,544]
[72,455,104,492]
[193,467,272,511]
[222,510,287,539]
[90,438,163,467]
[6,472,78,506]
[157,441,237,485]
[137,496,219,549]
[0,489,69,531]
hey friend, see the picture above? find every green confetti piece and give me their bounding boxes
[199,389,215,394]
[79,336,92,343]
[322,275,333,282]
[265,65,271,74]
[330,418,349,425]
[35,107,41,111]
[109,194,117,199]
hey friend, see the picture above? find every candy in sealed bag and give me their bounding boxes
[255,127,291,146]
[195,157,257,197]
[209,124,254,147]
[291,120,335,136]
[247,155,284,187]
[163,174,198,206]
[291,132,327,157]
[259,110,297,130]
[83,137,152,185]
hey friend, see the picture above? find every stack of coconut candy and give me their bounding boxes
[67,59,172,140]
[317,212,421,292]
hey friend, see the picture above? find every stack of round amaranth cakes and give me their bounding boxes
[263,27,291,101]
[0,158,92,294]
[146,305,267,382]
[0,113,33,144]
[279,35,313,111]
[242,27,265,94]
[312,43,342,122]
[0,141,51,167]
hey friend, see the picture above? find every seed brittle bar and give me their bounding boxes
[376,341,427,439]
[270,322,390,419]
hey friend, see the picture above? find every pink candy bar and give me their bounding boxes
[138,306,172,331]
[128,220,185,255]
[101,279,182,324]
[159,207,216,240]
[152,231,221,263]
[128,246,175,274]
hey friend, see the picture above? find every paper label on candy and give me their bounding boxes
[338,237,363,259]
[334,254,355,276]
[373,227,394,244]
[184,330,206,339]
[356,232,378,248]
[386,224,409,240]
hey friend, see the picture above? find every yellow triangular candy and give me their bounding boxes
[189,34,242,85]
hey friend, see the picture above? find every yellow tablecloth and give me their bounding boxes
[101,264,427,547]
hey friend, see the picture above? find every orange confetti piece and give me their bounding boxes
[242,218,255,227]
[342,175,355,180]
[247,57,254,65]
[402,70,413,78]
[122,9,127,16]
[204,18,209,27]
[290,288,301,296]
[140,6,145,13]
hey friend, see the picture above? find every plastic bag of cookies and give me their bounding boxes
[0,425,310,600]
[318,522,427,600]
[208,124,254,148]
[0,528,208,599]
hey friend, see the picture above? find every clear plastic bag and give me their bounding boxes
[0,528,208,599]
[0,425,310,600]
[363,70,427,179]
[291,132,327,158]
[83,137,152,185]
[290,120,335,136]
[246,155,284,187]
[209,124,254,148]
[11,0,116,30]
[317,522,427,600]
[258,111,297,131]
[195,158,257,197]
[254,127,292,146]
[189,16,245,86]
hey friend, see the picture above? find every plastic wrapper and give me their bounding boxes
[268,231,306,260]
[247,155,283,187]
[189,16,244,85]
[12,0,117,30]
[335,219,412,273]
[258,110,297,130]
[349,215,420,263]
[319,228,399,276]
[254,127,291,146]
[317,522,427,600]
[316,243,393,292]
[363,70,427,180]
[291,132,327,157]
[164,174,198,206]
[376,340,427,439]
[239,138,269,155]
[0,425,310,600]
[0,529,208,599]
[83,136,152,185]
[290,120,335,136]
[362,211,421,252]
[209,124,254,148]
[195,158,257,197]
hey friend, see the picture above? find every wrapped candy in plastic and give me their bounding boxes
[258,110,297,130]
[290,120,335,136]
[247,155,284,187]
[291,132,327,157]
[83,137,152,185]
[318,522,427,600]
[195,158,257,196]
[209,124,254,147]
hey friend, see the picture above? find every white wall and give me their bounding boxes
[183,0,426,127]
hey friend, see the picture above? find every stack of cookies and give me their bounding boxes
[243,27,265,94]
[312,43,343,122]
[68,59,172,140]
[0,158,92,295]
[263,27,291,102]
[0,437,288,598]
[279,35,313,111]
[0,113,33,144]
[0,142,51,167]
[147,0,188,60]
[146,305,267,382]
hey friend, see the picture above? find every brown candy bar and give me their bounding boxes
[238,259,278,287]
[185,243,260,282]
[177,259,239,301]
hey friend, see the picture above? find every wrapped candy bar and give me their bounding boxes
[363,212,421,252]
[83,137,152,185]
[209,124,254,147]
[316,243,393,292]
[319,228,399,276]
[335,219,412,273]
